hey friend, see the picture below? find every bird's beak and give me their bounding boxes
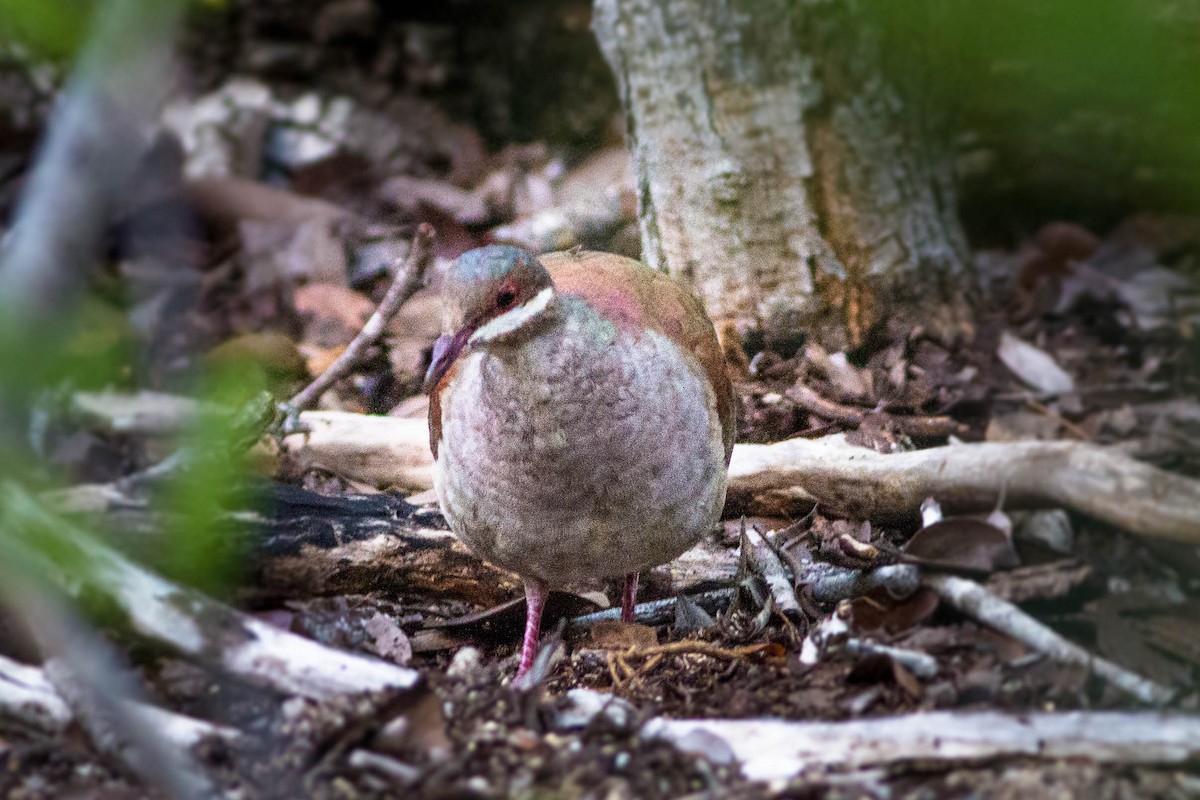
[423,327,472,393]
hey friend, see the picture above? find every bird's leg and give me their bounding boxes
[620,572,639,623]
[516,577,549,680]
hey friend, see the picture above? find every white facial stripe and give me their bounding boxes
[469,286,554,345]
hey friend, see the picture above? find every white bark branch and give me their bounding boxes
[646,711,1200,786]
[926,574,1174,705]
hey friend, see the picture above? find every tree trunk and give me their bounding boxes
[592,0,971,350]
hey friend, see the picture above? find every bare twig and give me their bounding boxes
[806,563,921,604]
[786,384,864,426]
[567,589,736,630]
[1025,397,1092,441]
[740,524,803,618]
[786,384,966,438]
[288,223,436,411]
[926,574,1174,705]
[843,639,938,679]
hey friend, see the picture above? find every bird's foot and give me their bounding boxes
[620,572,639,623]
[515,578,549,681]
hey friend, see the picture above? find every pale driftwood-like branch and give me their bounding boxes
[645,711,1200,785]
[273,421,1200,546]
[288,223,436,411]
[728,435,1200,545]
[280,412,434,491]
[71,391,210,436]
[843,639,938,679]
[926,574,1173,705]
[4,483,420,701]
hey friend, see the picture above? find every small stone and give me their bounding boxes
[447,646,485,679]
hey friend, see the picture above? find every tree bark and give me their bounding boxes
[593,0,971,349]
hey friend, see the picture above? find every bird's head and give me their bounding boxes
[424,245,555,391]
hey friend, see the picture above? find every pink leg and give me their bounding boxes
[620,572,639,623]
[516,578,549,680]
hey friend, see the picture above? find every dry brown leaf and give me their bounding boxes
[903,518,1020,573]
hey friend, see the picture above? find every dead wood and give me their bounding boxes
[280,412,434,491]
[785,384,862,428]
[0,653,72,735]
[740,524,802,618]
[240,488,519,607]
[926,574,1173,705]
[75,400,1200,550]
[4,483,422,702]
[728,435,1200,545]
[645,711,1200,786]
[288,223,436,411]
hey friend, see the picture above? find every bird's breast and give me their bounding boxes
[433,304,728,584]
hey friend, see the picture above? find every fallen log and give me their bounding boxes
[53,482,735,607]
[728,435,1200,544]
[69,394,1200,545]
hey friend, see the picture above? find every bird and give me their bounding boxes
[425,245,735,680]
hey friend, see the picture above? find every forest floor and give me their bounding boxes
[2,3,1200,798]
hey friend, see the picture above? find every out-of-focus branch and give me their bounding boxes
[288,223,436,411]
[0,0,182,327]
[23,593,222,800]
[0,481,422,701]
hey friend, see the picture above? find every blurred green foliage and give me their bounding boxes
[0,0,248,608]
[866,0,1200,232]
[0,0,92,57]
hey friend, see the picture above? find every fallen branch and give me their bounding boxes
[56,482,732,608]
[0,653,71,734]
[843,639,938,679]
[926,574,1174,705]
[645,711,1200,785]
[29,597,222,800]
[728,435,1200,544]
[288,223,436,411]
[3,482,421,701]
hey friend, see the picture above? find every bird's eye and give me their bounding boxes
[496,289,517,310]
